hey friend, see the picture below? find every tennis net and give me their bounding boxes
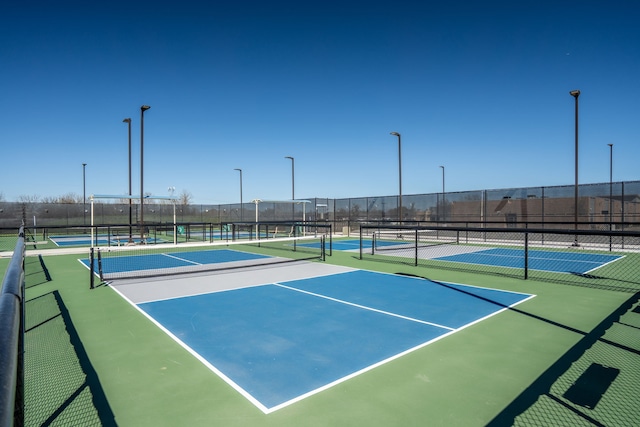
[89,234,326,285]
[371,228,459,254]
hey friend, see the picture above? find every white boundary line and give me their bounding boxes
[274,282,455,330]
[127,264,357,304]
[431,249,625,275]
[109,285,271,413]
[583,255,625,274]
[263,279,535,413]
[102,266,536,414]
[160,252,202,265]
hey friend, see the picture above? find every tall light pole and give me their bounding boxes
[123,117,133,243]
[234,168,243,221]
[82,163,87,225]
[569,90,580,246]
[390,132,402,224]
[440,165,445,222]
[608,144,613,246]
[140,105,150,241]
[285,156,295,220]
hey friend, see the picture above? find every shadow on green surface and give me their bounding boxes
[25,291,117,426]
[483,290,640,426]
[396,272,640,426]
[358,249,640,294]
[24,255,51,289]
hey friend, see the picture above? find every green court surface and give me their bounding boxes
[3,242,639,426]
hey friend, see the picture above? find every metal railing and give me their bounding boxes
[0,226,26,427]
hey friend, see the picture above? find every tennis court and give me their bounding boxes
[106,259,534,413]
[301,238,403,251]
[51,234,164,247]
[80,235,326,282]
[81,248,275,275]
[363,239,622,275]
[432,248,622,274]
[11,222,640,426]
[166,229,269,239]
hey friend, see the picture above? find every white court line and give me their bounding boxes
[274,282,455,331]
[485,252,609,265]
[583,254,625,274]
[160,252,203,265]
[108,266,536,414]
[114,262,357,304]
[264,279,536,413]
[108,285,271,414]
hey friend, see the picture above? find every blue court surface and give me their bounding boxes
[167,230,269,239]
[434,248,622,274]
[134,269,534,413]
[51,234,163,247]
[302,241,622,275]
[82,249,271,274]
[301,239,398,251]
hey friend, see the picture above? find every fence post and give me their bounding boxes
[327,224,331,256]
[414,229,418,267]
[524,231,529,280]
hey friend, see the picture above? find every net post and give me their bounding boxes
[89,247,95,289]
[359,227,363,260]
[321,235,326,261]
[371,231,376,255]
[97,249,104,283]
[293,222,297,251]
[524,231,529,280]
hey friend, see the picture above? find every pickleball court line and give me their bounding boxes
[274,282,455,331]
[582,255,625,274]
[494,252,611,266]
[160,252,203,265]
[108,284,271,413]
[437,249,622,273]
[108,268,535,414]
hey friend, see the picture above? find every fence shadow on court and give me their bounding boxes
[397,272,640,426]
[359,253,640,294]
[24,255,52,289]
[564,271,640,294]
[485,289,640,426]
[24,291,117,426]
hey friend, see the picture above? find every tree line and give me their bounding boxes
[9,190,193,205]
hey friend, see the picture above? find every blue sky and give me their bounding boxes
[1,0,638,204]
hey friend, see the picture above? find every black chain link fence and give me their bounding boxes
[359,225,640,293]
